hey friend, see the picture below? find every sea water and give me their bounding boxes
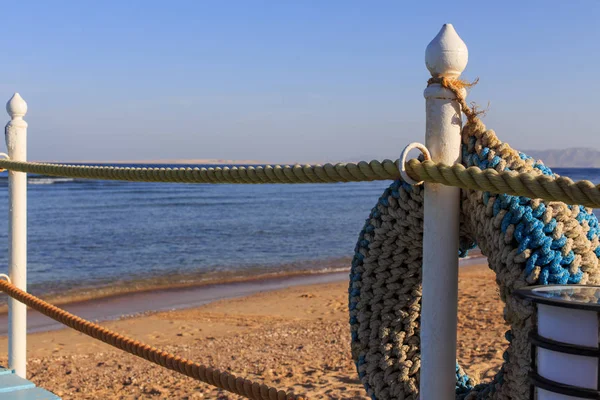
[0,165,388,298]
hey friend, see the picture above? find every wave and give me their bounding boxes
[28,177,76,185]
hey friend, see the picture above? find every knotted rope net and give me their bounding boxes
[349,78,600,399]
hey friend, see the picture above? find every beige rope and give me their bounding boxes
[404,159,600,209]
[0,279,305,400]
[0,160,400,183]
[3,158,600,208]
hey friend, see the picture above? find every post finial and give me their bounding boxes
[6,93,27,120]
[425,24,468,79]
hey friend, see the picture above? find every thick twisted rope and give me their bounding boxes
[0,160,400,183]
[404,160,600,209]
[3,159,600,208]
[0,279,305,400]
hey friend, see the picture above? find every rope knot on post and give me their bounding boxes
[427,77,485,126]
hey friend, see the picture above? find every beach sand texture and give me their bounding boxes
[0,264,505,399]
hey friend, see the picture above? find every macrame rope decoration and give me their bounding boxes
[349,77,600,399]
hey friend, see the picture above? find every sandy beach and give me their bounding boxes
[0,263,505,399]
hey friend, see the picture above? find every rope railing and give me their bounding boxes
[0,278,305,400]
[404,159,600,209]
[0,159,401,184]
[3,158,600,208]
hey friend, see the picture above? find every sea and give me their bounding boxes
[0,166,597,301]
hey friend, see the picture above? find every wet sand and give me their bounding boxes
[0,259,354,314]
[0,272,348,335]
[0,262,505,399]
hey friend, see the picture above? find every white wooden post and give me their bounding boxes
[421,24,468,399]
[6,93,28,378]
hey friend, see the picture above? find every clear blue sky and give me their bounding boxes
[2,0,599,162]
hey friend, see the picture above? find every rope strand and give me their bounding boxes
[3,159,600,207]
[0,160,401,184]
[0,279,306,400]
[404,160,600,208]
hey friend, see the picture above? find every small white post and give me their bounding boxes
[421,24,468,399]
[6,93,28,378]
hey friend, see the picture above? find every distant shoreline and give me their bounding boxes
[31,158,374,166]
[41,159,268,165]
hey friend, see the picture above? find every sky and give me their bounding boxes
[1,0,599,163]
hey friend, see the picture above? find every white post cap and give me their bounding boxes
[425,24,468,78]
[6,93,27,119]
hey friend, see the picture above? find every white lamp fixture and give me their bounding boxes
[516,285,600,400]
